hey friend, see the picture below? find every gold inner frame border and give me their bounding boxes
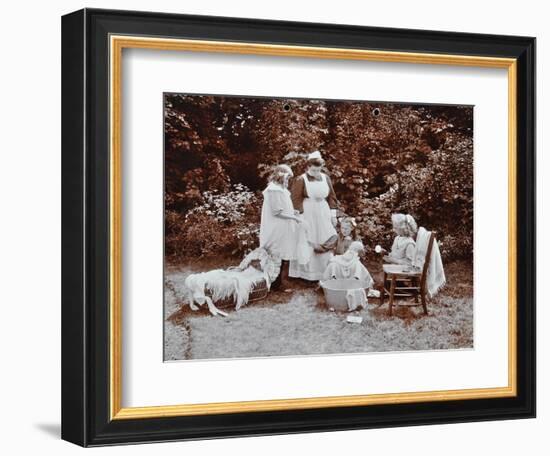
[109,35,517,420]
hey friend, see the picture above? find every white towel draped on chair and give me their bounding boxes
[413,227,446,298]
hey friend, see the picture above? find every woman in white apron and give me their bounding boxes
[289,151,339,281]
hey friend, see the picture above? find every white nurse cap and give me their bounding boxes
[307,150,323,161]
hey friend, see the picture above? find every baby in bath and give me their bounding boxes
[323,240,373,288]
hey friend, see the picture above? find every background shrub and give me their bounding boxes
[164,94,473,263]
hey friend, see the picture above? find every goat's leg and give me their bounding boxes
[215,308,228,317]
[186,291,199,311]
[205,296,228,317]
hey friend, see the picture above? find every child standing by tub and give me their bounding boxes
[313,216,360,255]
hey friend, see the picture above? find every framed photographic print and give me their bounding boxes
[61,8,536,447]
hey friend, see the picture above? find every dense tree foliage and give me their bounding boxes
[165,94,473,262]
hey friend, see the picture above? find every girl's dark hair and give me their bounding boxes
[307,157,325,167]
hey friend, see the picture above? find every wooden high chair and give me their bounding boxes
[379,230,436,316]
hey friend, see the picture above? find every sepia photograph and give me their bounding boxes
[163,93,474,361]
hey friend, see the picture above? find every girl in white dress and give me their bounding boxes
[259,165,303,260]
[260,165,312,289]
[260,165,313,263]
[289,151,339,281]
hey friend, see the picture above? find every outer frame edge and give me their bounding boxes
[67,8,536,446]
[61,8,88,448]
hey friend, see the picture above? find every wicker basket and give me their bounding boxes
[206,279,269,309]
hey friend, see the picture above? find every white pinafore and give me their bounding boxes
[289,173,337,281]
[259,183,299,261]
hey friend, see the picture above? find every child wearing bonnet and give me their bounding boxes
[383,213,418,266]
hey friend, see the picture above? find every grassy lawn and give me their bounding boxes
[164,257,473,361]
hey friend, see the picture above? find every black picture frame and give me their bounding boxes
[62,8,536,447]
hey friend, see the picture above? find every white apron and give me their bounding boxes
[259,183,298,261]
[289,173,337,281]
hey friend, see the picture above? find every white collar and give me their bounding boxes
[265,182,286,192]
[305,172,324,181]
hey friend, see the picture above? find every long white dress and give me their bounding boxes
[289,174,337,280]
[260,182,310,262]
